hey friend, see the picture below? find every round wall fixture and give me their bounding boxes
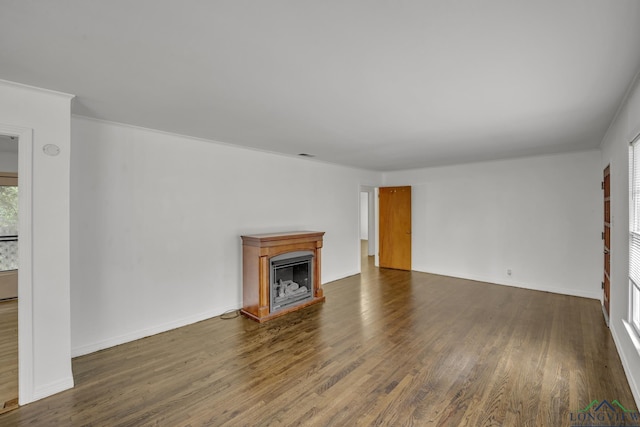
[43,144,60,156]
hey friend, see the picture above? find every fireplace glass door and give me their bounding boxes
[270,252,313,312]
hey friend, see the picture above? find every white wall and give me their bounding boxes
[0,80,74,403]
[70,116,380,356]
[600,72,640,408]
[384,150,602,299]
[360,192,369,240]
[0,150,18,172]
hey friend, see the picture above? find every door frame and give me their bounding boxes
[0,123,35,404]
[603,163,611,326]
[359,185,377,271]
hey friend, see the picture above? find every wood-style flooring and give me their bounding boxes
[0,243,636,426]
[0,299,18,415]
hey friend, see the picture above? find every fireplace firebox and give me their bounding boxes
[270,252,313,313]
[240,231,325,322]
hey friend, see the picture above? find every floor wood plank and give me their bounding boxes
[0,243,635,426]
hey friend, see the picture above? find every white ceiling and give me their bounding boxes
[1,1,639,171]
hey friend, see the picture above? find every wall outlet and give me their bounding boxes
[507,269,512,276]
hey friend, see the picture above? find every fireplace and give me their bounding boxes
[270,251,313,313]
[240,231,325,322]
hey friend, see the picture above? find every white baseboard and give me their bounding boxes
[32,376,75,402]
[411,267,601,300]
[71,305,239,357]
[613,321,640,410]
[323,269,360,285]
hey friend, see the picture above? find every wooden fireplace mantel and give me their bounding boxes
[240,231,325,322]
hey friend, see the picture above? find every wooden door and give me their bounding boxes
[603,165,610,322]
[379,186,411,270]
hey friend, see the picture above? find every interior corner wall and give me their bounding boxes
[383,150,602,299]
[0,80,74,403]
[70,116,381,356]
[599,72,640,408]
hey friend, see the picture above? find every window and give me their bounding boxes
[629,139,640,337]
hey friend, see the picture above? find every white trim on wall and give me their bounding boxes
[0,123,34,405]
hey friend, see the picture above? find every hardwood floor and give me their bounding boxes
[0,244,636,426]
[0,299,18,415]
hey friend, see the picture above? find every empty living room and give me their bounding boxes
[0,1,640,426]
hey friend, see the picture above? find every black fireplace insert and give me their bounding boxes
[270,251,314,312]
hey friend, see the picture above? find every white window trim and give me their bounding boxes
[629,136,640,353]
[623,320,640,359]
[630,279,640,338]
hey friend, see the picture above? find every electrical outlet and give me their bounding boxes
[507,269,512,276]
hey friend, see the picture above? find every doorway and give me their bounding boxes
[0,135,18,413]
[360,191,369,263]
[360,187,376,269]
